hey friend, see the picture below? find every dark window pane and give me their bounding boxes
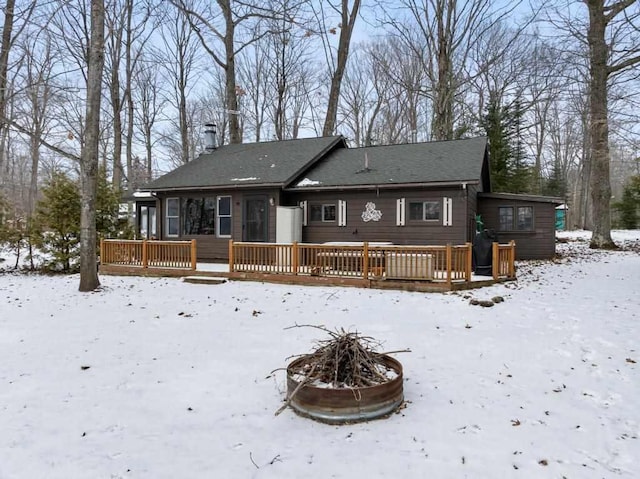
[219,217,231,236]
[309,205,323,222]
[167,198,179,216]
[218,196,231,215]
[424,201,440,220]
[323,204,336,221]
[499,207,513,231]
[517,206,533,231]
[408,202,423,220]
[167,218,178,236]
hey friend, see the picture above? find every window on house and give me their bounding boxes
[182,197,216,235]
[166,198,179,236]
[499,206,534,231]
[217,196,232,237]
[309,203,336,222]
[498,207,513,231]
[517,206,533,231]
[408,201,441,221]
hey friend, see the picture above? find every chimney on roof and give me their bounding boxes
[204,123,217,150]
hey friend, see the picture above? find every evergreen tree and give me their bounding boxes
[34,172,81,272]
[613,175,640,229]
[482,96,533,193]
[96,166,122,242]
[542,160,567,198]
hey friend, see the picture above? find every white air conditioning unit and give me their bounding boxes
[385,252,434,280]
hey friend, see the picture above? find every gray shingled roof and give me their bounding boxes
[289,137,488,189]
[141,136,344,191]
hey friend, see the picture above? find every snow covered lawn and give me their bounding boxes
[1,231,639,478]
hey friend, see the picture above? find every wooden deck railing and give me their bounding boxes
[230,241,515,283]
[100,239,197,270]
[493,240,516,280]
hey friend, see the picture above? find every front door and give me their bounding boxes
[243,196,268,242]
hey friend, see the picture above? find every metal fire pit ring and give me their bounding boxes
[286,355,404,424]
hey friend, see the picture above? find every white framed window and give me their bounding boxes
[217,196,232,237]
[309,203,336,222]
[408,201,441,221]
[166,198,179,237]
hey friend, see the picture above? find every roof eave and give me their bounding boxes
[285,179,480,192]
[478,192,565,204]
[138,182,284,193]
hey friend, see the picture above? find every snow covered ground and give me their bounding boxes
[0,231,639,478]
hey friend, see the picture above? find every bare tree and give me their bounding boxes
[16,29,59,214]
[382,0,524,140]
[156,0,202,164]
[0,0,37,187]
[584,0,640,248]
[311,0,361,137]
[78,0,105,292]
[0,0,17,186]
[132,52,165,181]
[172,0,283,144]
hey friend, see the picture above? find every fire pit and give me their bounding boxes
[277,328,406,424]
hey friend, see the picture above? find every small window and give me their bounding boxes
[166,198,179,237]
[309,203,336,222]
[217,196,232,237]
[408,201,440,221]
[499,206,534,231]
[323,204,336,222]
[517,206,533,231]
[498,207,513,231]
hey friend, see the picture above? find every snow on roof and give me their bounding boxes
[296,177,322,187]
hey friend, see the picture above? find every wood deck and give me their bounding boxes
[99,240,516,292]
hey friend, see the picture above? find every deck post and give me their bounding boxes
[100,239,105,265]
[446,243,452,285]
[142,240,148,268]
[190,240,197,270]
[509,240,516,278]
[492,242,499,280]
[363,242,369,280]
[465,242,472,282]
[292,242,299,275]
[228,240,234,272]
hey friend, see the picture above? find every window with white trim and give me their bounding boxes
[166,198,179,236]
[309,203,336,222]
[408,201,441,221]
[217,196,232,237]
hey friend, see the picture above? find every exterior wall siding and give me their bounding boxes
[285,187,471,246]
[477,197,557,259]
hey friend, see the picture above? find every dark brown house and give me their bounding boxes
[137,136,561,261]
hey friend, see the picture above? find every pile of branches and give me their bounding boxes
[286,326,404,388]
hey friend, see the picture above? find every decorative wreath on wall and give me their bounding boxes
[361,202,383,222]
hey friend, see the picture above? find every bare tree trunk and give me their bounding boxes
[586,0,614,248]
[322,0,360,137]
[0,0,15,183]
[79,0,105,292]
[220,0,242,144]
[433,0,453,141]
